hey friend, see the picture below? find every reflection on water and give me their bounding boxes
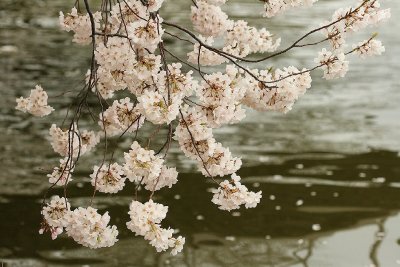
[1,0,400,266]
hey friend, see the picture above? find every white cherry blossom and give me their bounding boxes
[64,207,119,249]
[16,85,54,117]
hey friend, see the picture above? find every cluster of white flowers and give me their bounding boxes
[124,141,178,191]
[194,67,247,127]
[59,7,101,45]
[191,1,232,37]
[110,0,146,27]
[322,0,391,51]
[41,199,118,248]
[49,124,99,157]
[187,36,227,66]
[268,66,312,112]
[175,106,242,177]
[47,157,75,186]
[40,196,70,239]
[353,38,385,58]
[99,97,145,137]
[189,1,280,63]
[16,85,54,117]
[224,20,281,57]
[126,200,185,255]
[137,91,182,124]
[128,17,165,53]
[212,174,262,211]
[315,48,349,80]
[90,163,126,193]
[263,0,318,18]
[63,207,118,249]
[16,0,391,256]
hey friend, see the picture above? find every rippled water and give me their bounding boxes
[1,0,400,266]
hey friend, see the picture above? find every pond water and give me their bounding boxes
[0,0,400,266]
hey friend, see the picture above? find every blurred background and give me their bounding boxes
[0,0,399,266]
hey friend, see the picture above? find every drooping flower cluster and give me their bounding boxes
[99,97,144,137]
[212,174,262,211]
[195,67,247,127]
[129,18,165,52]
[63,207,118,249]
[137,91,182,124]
[15,0,390,256]
[187,35,227,66]
[16,85,54,117]
[126,200,185,255]
[353,38,385,58]
[322,0,390,51]
[59,7,101,45]
[90,163,126,193]
[124,141,178,191]
[315,48,349,80]
[47,157,75,186]
[40,198,118,249]
[49,124,99,157]
[40,196,71,239]
[189,0,281,62]
[191,1,233,37]
[224,20,281,58]
[175,106,242,177]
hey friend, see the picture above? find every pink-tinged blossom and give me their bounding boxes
[59,7,101,45]
[187,35,227,66]
[47,157,75,186]
[40,196,71,240]
[315,48,349,80]
[90,163,126,193]
[99,97,144,137]
[353,39,385,58]
[49,124,99,157]
[64,207,118,249]
[211,174,262,211]
[191,1,233,37]
[137,90,182,125]
[127,16,164,53]
[16,85,54,117]
[127,200,185,254]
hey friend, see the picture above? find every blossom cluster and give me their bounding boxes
[99,97,144,136]
[189,0,281,63]
[47,157,75,186]
[212,174,262,211]
[90,163,126,193]
[40,197,118,248]
[127,200,185,255]
[353,38,385,58]
[124,141,178,191]
[175,105,242,177]
[15,0,390,256]
[315,48,349,80]
[49,124,99,158]
[63,206,118,248]
[40,196,70,239]
[242,66,312,112]
[16,85,54,117]
[321,0,390,51]
[59,7,101,45]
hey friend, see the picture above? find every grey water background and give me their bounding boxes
[1,0,400,266]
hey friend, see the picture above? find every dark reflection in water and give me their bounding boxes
[1,0,400,266]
